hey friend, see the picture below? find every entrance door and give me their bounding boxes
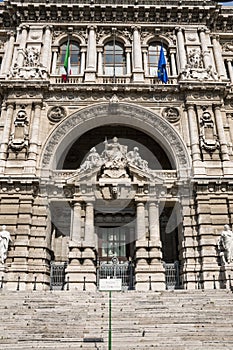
[98,226,134,262]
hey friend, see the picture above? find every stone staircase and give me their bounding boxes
[0,289,233,349]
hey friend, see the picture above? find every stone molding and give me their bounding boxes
[40,102,191,176]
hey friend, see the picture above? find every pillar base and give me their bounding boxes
[84,71,96,82]
[67,242,97,291]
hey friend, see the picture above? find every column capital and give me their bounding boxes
[198,26,207,33]
[87,25,97,31]
[19,25,29,32]
[186,103,195,111]
[33,102,43,110]
[7,31,16,38]
[51,45,59,52]
[6,101,15,109]
[148,201,159,207]
[211,34,219,41]
[44,25,53,32]
[213,103,222,110]
[175,26,184,33]
[131,25,141,32]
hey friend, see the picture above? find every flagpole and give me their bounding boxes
[113,28,116,83]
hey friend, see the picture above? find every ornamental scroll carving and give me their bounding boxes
[41,103,191,175]
[8,109,29,156]
[199,110,219,154]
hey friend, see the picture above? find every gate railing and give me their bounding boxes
[50,262,67,290]
[97,257,135,290]
[163,261,180,290]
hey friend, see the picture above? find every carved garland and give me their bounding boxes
[41,103,190,170]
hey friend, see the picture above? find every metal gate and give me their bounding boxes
[164,261,180,290]
[97,256,135,290]
[50,262,67,290]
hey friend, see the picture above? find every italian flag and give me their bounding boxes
[62,41,71,82]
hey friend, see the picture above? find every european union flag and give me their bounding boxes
[157,46,168,83]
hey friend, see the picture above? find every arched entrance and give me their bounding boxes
[40,102,191,291]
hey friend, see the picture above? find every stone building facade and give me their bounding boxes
[0,0,233,291]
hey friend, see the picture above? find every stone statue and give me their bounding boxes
[127,147,148,171]
[78,147,102,173]
[0,225,12,264]
[77,138,150,179]
[218,224,233,265]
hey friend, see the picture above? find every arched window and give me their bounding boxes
[148,42,170,76]
[57,40,81,75]
[103,40,126,76]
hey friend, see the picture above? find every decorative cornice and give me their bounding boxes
[0,2,226,29]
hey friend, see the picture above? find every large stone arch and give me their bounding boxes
[40,102,191,179]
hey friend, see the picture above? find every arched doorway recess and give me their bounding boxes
[40,102,192,291]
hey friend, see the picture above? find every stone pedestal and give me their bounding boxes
[66,241,97,291]
[135,240,165,291]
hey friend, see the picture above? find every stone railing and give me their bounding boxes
[50,75,178,85]
[50,76,83,84]
[101,76,131,84]
[146,76,178,85]
[50,169,177,181]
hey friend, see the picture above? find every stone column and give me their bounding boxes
[51,47,58,74]
[142,48,149,76]
[85,26,96,82]
[132,26,144,82]
[71,202,82,242]
[97,47,103,76]
[148,202,160,242]
[125,47,132,76]
[135,200,165,291]
[66,200,96,291]
[41,25,52,69]
[170,49,177,76]
[199,28,210,69]
[213,104,229,161]
[136,202,146,241]
[85,202,95,246]
[80,46,86,76]
[176,27,187,72]
[28,103,42,167]
[212,35,227,79]
[226,59,233,84]
[0,103,14,162]
[1,31,15,75]
[186,104,201,163]
[17,26,28,67]
[227,113,233,153]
